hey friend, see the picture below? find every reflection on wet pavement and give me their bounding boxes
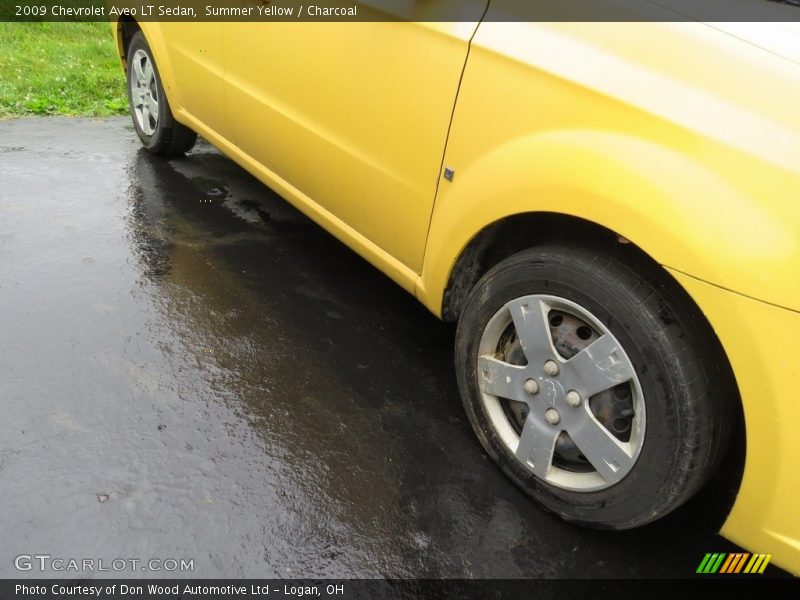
[0,117,747,578]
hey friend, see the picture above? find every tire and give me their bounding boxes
[455,244,733,529]
[126,31,197,156]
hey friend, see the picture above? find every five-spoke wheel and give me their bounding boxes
[478,295,645,492]
[456,244,732,529]
[130,49,159,136]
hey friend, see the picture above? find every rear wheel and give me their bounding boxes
[126,31,196,156]
[455,244,733,529]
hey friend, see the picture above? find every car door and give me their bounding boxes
[222,1,488,273]
[155,23,228,137]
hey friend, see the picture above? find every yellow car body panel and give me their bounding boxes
[670,271,800,576]
[113,10,800,574]
[220,13,485,272]
[418,20,800,314]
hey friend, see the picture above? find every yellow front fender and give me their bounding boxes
[415,129,800,573]
[416,129,800,316]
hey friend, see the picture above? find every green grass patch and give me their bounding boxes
[0,22,127,118]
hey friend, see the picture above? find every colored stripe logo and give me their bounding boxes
[696,552,771,574]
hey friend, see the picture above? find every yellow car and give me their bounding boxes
[112,3,800,575]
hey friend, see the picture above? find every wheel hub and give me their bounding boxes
[478,295,645,491]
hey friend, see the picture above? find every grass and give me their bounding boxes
[0,22,127,118]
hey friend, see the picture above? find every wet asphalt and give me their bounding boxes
[0,117,756,579]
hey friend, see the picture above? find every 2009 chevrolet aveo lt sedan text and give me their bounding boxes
[112,1,800,575]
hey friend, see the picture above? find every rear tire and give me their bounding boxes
[126,31,196,156]
[455,244,733,529]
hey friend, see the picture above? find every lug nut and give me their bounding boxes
[565,390,582,407]
[524,379,539,395]
[544,408,561,425]
[543,360,559,377]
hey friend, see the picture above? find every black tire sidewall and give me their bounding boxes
[455,247,708,529]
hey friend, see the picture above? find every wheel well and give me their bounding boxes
[115,16,141,67]
[442,213,622,323]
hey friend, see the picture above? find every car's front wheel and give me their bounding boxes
[455,244,733,529]
[126,31,197,156]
